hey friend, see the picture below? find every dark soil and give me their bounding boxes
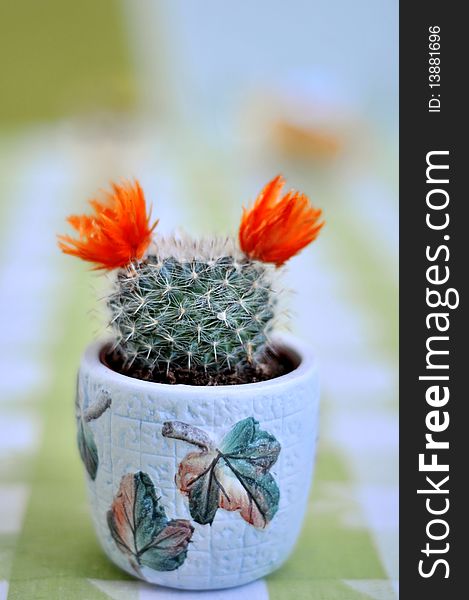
[101,346,294,386]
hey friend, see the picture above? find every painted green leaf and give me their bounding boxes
[75,382,111,480]
[107,472,194,574]
[77,418,99,480]
[220,417,281,471]
[163,417,281,528]
[184,451,221,525]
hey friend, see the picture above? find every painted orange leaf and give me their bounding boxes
[162,418,281,529]
[239,175,324,266]
[58,180,157,270]
[107,472,194,574]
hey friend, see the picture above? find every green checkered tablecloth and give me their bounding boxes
[0,2,398,599]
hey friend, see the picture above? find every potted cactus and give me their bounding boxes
[58,175,323,590]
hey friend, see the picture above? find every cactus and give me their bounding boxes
[107,245,276,377]
[59,176,323,383]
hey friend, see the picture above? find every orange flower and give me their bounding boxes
[58,180,157,270]
[239,175,324,266]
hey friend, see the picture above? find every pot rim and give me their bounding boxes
[81,332,317,395]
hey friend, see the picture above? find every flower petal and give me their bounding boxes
[239,175,324,266]
[58,179,157,270]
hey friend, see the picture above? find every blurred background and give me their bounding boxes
[0,1,397,599]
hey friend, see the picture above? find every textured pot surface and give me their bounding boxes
[77,334,320,590]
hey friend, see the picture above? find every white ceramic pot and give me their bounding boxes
[76,334,319,590]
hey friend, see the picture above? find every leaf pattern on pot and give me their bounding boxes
[107,472,194,574]
[162,417,281,529]
[77,418,99,480]
[75,380,111,480]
